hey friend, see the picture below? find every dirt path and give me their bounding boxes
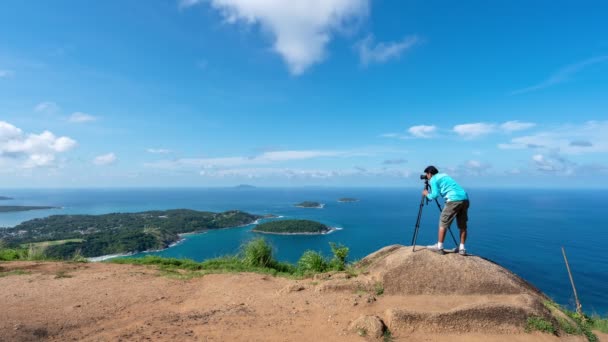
[0,261,588,341]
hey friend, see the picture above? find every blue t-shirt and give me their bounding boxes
[426,173,468,202]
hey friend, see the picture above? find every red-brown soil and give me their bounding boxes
[0,246,598,341]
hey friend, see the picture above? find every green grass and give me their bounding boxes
[110,238,353,280]
[0,269,31,278]
[543,301,600,342]
[0,247,52,261]
[526,316,556,334]
[54,270,72,279]
[591,316,608,333]
[20,239,84,249]
[374,282,384,296]
[242,238,274,268]
[297,251,328,274]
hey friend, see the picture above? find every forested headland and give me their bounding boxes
[0,209,260,259]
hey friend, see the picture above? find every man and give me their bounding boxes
[421,166,469,255]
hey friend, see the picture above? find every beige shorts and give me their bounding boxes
[440,200,469,230]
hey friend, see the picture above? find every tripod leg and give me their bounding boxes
[411,194,426,252]
[433,199,459,247]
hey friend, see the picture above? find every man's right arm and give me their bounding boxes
[426,177,439,200]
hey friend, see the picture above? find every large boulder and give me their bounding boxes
[359,245,544,296]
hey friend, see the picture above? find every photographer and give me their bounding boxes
[421,166,469,255]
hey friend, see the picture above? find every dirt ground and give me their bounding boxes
[0,260,597,342]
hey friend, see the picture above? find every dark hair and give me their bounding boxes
[424,165,439,175]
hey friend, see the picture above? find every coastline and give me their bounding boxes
[88,219,261,262]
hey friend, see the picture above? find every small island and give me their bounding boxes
[252,219,333,235]
[0,206,59,213]
[234,184,256,189]
[0,196,14,200]
[295,201,324,209]
[338,198,359,203]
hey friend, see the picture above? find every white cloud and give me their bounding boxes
[453,121,537,139]
[453,123,496,139]
[34,101,60,114]
[408,125,436,138]
[0,70,14,78]
[383,158,407,165]
[148,149,348,170]
[258,150,340,161]
[461,159,491,176]
[182,0,369,75]
[357,34,419,65]
[0,121,77,168]
[512,55,608,95]
[531,153,575,174]
[197,166,410,179]
[68,112,98,123]
[94,153,117,166]
[500,120,536,132]
[498,121,608,154]
[147,148,173,154]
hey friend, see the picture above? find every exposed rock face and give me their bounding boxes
[355,245,555,334]
[348,315,386,339]
[359,245,544,296]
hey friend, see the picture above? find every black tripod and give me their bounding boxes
[411,179,459,252]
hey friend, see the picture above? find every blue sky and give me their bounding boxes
[1,0,607,188]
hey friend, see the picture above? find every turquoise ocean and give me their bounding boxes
[0,188,605,316]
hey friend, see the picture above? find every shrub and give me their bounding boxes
[0,248,24,261]
[297,251,328,273]
[375,282,384,296]
[328,242,349,271]
[241,238,274,268]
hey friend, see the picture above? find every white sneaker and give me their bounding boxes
[455,247,467,256]
[426,244,445,255]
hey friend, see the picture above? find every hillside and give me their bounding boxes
[0,210,260,259]
[0,245,604,341]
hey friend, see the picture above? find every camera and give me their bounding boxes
[419,174,427,180]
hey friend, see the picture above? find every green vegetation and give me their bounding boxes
[592,316,608,334]
[0,269,30,278]
[0,246,48,261]
[0,205,58,213]
[54,270,72,279]
[111,238,350,279]
[543,301,602,341]
[374,282,384,296]
[0,209,260,259]
[253,219,331,234]
[297,251,328,273]
[526,316,556,334]
[242,238,274,268]
[20,239,84,248]
[383,329,393,342]
[295,201,323,208]
[329,242,349,271]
